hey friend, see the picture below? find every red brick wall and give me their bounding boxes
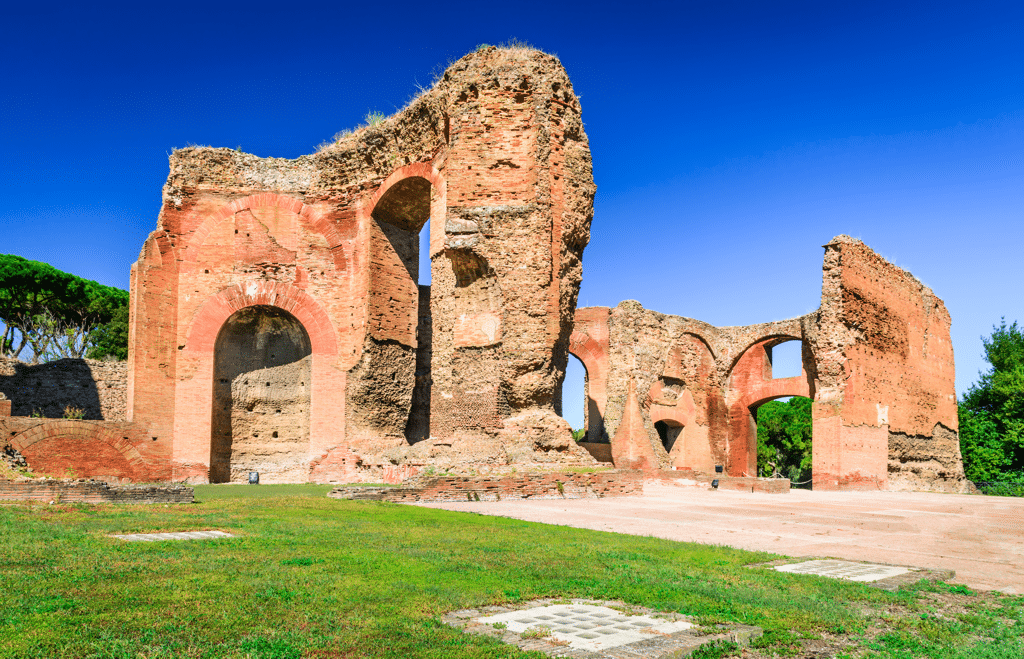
[3,418,170,482]
[0,479,192,503]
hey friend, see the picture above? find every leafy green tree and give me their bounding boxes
[959,319,1024,485]
[0,254,129,362]
[756,396,812,482]
[86,304,130,361]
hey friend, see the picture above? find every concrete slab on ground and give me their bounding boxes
[111,530,234,542]
[416,484,1024,593]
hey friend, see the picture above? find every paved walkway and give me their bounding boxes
[418,484,1024,593]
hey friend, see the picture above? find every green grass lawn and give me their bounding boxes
[1,486,1020,658]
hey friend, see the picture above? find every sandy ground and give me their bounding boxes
[416,484,1024,593]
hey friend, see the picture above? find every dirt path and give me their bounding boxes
[416,484,1024,592]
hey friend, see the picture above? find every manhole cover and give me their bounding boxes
[111,531,234,542]
[774,559,909,582]
[476,603,692,652]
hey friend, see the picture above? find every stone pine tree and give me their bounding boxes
[0,254,129,362]
[959,319,1024,490]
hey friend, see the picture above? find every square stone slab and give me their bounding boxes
[111,530,234,542]
[475,604,692,652]
[774,559,909,582]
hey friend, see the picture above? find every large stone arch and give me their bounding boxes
[171,281,343,482]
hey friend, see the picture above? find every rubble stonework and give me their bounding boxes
[0,357,128,420]
[568,236,969,492]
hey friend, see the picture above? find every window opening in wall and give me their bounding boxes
[561,354,587,442]
[769,340,803,379]
[654,420,683,452]
[753,395,812,487]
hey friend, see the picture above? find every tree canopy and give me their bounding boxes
[0,254,129,362]
[756,396,812,483]
[958,319,1024,488]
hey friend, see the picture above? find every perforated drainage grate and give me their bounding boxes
[774,559,910,582]
[111,531,234,542]
[478,604,691,652]
[444,598,762,658]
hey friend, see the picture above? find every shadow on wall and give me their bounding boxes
[0,357,125,420]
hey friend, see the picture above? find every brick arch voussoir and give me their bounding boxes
[11,422,145,467]
[680,331,717,360]
[184,282,339,357]
[366,162,446,214]
[727,333,805,378]
[184,193,341,263]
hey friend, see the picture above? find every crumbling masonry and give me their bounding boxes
[0,47,968,491]
[569,237,967,492]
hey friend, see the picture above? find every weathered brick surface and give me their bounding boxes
[125,47,596,484]
[0,479,192,503]
[1,418,170,482]
[0,357,128,420]
[569,236,968,492]
[327,471,641,502]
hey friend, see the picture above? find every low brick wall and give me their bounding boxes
[328,471,642,503]
[0,479,193,504]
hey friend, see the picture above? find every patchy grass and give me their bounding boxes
[0,489,1020,658]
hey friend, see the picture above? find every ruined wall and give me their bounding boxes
[1,418,170,482]
[571,237,967,492]
[128,46,597,483]
[0,357,128,420]
[813,236,965,491]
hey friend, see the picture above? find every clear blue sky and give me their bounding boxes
[2,1,1022,429]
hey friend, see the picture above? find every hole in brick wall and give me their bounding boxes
[655,420,683,452]
[770,340,804,379]
[272,431,278,438]
[751,395,812,485]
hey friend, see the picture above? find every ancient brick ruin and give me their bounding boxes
[122,46,597,484]
[569,236,967,492]
[0,47,968,492]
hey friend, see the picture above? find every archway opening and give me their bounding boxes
[654,419,684,453]
[211,305,311,483]
[561,354,587,442]
[369,176,433,443]
[753,395,812,486]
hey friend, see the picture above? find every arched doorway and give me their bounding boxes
[751,394,813,485]
[560,353,588,441]
[365,173,436,443]
[211,305,312,483]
